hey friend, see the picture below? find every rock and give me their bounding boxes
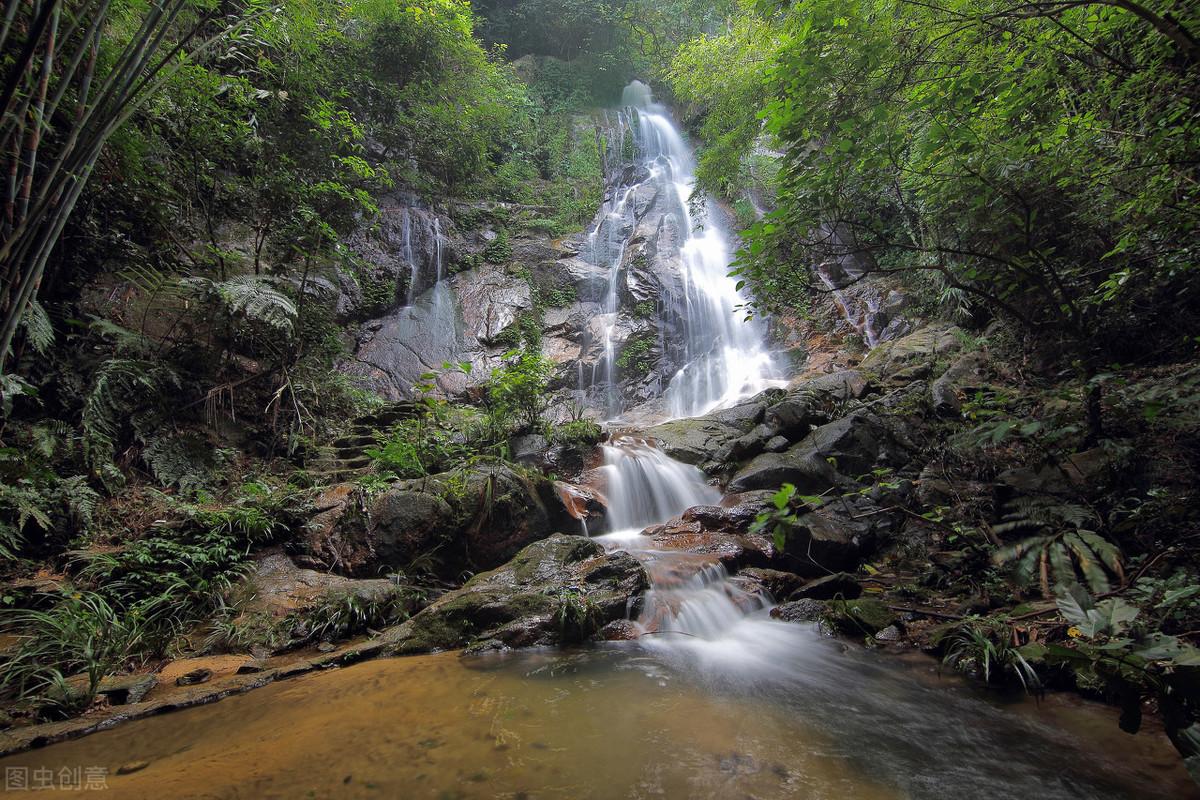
[794,411,910,479]
[997,448,1115,499]
[174,668,212,687]
[643,518,776,571]
[645,417,745,466]
[931,352,988,416]
[367,461,563,577]
[781,507,871,576]
[316,642,337,653]
[733,567,807,601]
[790,572,862,600]
[763,435,790,453]
[296,483,372,575]
[770,599,827,624]
[509,433,549,465]
[116,760,151,775]
[380,534,648,654]
[860,323,963,382]
[727,445,839,494]
[368,488,456,569]
[242,551,406,628]
[236,660,268,675]
[96,674,157,705]
[599,619,642,641]
[826,598,898,635]
[874,624,902,642]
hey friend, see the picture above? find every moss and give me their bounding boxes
[615,332,656,377]
[827,598,898,635]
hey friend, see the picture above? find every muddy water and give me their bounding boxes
[2,635,1192,800]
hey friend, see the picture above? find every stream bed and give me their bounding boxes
[1,625,1192,799]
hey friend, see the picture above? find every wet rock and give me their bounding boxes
[681,504,761,531]
[599,619,642,641]
[96,674,158,705]
[734,567,807,601]
[380,534,648,654]
[791,572,862,600]
[826,598,898,635]
[860,323,963,382]
[645,417,745,466]
[770,599,827,624]
[727,445,840,494]
[643,518,776,570]
[931,352,988,416]
[175,668,212,687]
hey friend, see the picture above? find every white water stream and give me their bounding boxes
[587,81,783,420]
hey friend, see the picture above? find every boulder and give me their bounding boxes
[368,488,457,569]
[645,417,745,466]
[295,483,372,574]
[727,445,840,494]
[380,534,648,653]
[931,352,988,416]
[733,567,807,601]
[860,323,963,382]
[770,599,828,624]
[825,598,898,635]
[795,411,911,479]
[781,507,870,576]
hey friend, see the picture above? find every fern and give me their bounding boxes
[992,497,1123,597]
[82,359,181,471]
[141,432,221,494]
[184,275,298,335]
[87,316,156,356]
[19,300,54,354]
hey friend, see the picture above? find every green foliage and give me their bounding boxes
[0,591,155,716]
[553,586,601,644]
[941,619,1042,693]
[992,498,1124,597]
[1049,586,1200,774]
[486,347,553,432]
[303,584,419,643]
[615,332,656,377]
[750,483,827,551]
[676,0,1200,365]
[484,230,514,264]
[551,419,602,448]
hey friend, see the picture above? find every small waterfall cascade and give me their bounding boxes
[582,81,783,421]
[596,438,771,641]
[400,203,447,305]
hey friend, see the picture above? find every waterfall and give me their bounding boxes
[585,81,782,421]
[598,436,720,534]
[595,437,770,641]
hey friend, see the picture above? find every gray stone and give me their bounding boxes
[727,445,840,494]
[380,534,648,653]
[97,674,158,705]
[931,352,988,416]
[770,599,827,624]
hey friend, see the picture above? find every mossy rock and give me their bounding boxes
[826,598,898,635]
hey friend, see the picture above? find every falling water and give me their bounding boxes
[586,82,782,421]
[596,437,771,642]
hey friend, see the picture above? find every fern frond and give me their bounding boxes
[19,300,54,355]
[83,359,181,469]
[184,275,297,335]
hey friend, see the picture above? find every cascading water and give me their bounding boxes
[584,81,783,421]
[597,437,771,643]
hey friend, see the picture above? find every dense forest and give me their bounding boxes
[1,1,1198,796]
